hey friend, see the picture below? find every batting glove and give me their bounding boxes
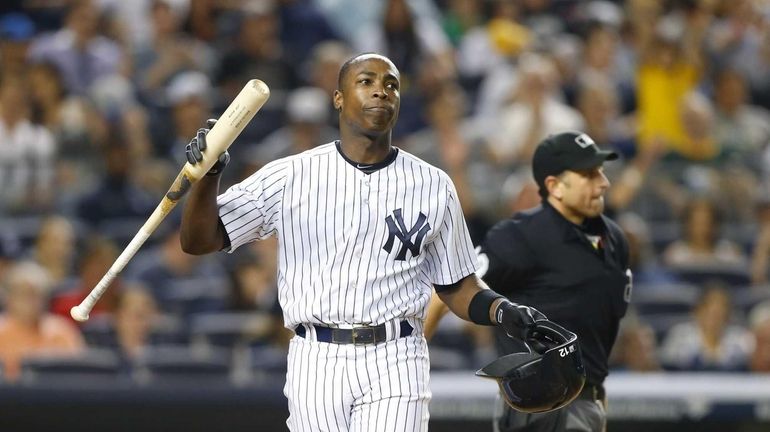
[494,300,547,341]
[185,118,230,176]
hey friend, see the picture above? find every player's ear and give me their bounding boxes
[333,89,343,112]
[545,176,563,200]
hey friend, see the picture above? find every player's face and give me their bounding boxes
[335,57,400,134]
[557,166,610,220]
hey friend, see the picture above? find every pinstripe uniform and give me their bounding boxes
[217,141,478,431]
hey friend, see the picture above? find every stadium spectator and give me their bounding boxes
[611,314,661,372]
[277,0,341,69]
[245,86,337,172]
[662,197,748,270]
[112,286,160,363]
[635,10,705,161]
[0,12,36,76]
[27,61,94,156]
[705,0,770,109]
[400,81,501,239]
[750,196,770,286]
[125,225,229,316]
[0,231,21,284]
[712,67,770,165]
[748,301,770,372]
[148,69,213,160]
[616,212,677,287]
[28,216,76,288]
[660,285,752,371]
[27,0,123,96]
[50,236,123,321]
[301,40,352,129]
[216,2,298,100]
[132,0,213,104]
[0,71,57,214]
[575,20,634,112]
[75,139,155,226]
[0,261,85,382]
[489,52,584,166]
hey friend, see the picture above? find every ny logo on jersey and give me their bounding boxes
[383,209,431,261]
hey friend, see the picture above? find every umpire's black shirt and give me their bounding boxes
[481,200,631,387]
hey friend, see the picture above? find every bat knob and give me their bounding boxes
[70,305,90,322]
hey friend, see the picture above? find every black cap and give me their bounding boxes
[532,131,618,197]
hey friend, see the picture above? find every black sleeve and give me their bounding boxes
[480,219,535,296]
[434,274,470,293]
[607,218,630,269]
[218,218,231,251]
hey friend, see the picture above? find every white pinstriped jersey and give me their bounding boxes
[217,141,478,329]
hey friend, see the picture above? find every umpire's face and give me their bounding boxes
[552,165,610,221]
[334,55,401,135]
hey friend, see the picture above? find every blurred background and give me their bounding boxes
[0,0,769,431]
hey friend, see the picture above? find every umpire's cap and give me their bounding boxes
[476,320,586,413]
[533,131,618,198]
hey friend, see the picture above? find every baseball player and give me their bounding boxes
[427,131,631,432]
[179,53,545,432]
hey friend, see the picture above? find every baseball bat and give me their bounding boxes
[70,79,271,322]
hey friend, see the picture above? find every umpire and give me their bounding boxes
[482,131,631,432]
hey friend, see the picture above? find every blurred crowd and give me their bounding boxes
[1,0,770,385]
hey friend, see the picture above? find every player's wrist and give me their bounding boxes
[468,289,506,326]
[495,300,535,340]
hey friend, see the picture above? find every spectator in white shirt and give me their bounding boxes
[0,72,57,214]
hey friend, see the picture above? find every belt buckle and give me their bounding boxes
[351,327,375,345]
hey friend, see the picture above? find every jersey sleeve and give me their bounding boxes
[480,219,535,296]
[424,178,479,286]
[217,161,287,252]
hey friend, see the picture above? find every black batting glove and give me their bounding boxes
[526,324,558,354]
[494,300,547,341]
[185,118,230,176]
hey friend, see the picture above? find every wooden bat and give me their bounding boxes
[70,79,270,322]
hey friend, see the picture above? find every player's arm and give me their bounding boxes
[180,120,231,255]
[424,290,450,340]
[427,220,540,340]
[435,273,546,341]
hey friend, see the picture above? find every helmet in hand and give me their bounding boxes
[476,320,586,413]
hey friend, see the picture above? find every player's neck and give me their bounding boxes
[547,196,586,226]
[338,133,393,165]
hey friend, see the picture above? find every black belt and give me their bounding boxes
[578,383,605,401]
[295,321,414,345]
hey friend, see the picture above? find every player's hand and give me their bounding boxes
[526,321,561,354]
[494,300,547,341]
[185,118,230,176]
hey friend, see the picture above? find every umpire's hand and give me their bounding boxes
[185,118,231,176]
[494,301,547,341]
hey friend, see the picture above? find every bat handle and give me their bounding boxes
[70,229,152,322]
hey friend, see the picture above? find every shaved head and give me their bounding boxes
[337,53,399,90]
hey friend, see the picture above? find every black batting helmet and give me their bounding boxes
[476,320,585,413]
